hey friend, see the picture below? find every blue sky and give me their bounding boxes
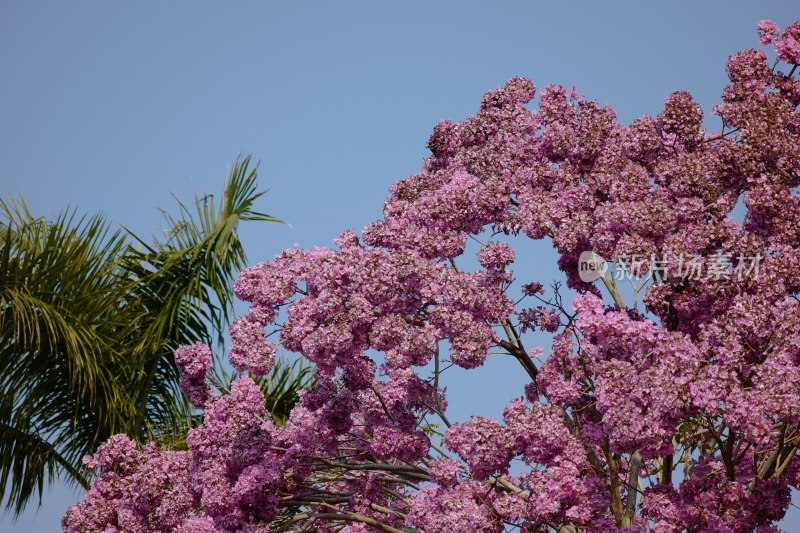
[2,1,799,530]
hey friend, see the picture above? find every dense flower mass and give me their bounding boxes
[65,21,800,532]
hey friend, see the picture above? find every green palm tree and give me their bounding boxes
[0,156,311,515]
[0,202,138,515]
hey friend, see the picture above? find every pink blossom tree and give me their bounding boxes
[64,21,800,532]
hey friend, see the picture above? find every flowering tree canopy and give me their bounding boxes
[64,21,800,532]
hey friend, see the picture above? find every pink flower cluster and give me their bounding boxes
[65,21,800,532]
[174,342,213,408]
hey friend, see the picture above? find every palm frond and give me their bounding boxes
[120,156,283,438]
[0,198,138,513]
[0,156,293,516]
[0,421,90,516]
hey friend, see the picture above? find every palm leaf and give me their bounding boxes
[120,156,283,441]
[0,198,139,513]
[0,421,90,516]
[0,156,289,515]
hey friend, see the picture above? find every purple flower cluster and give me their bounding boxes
[65,21,800,532]
[174,342,213,408]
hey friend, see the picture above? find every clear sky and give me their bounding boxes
[1,1,799,530]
